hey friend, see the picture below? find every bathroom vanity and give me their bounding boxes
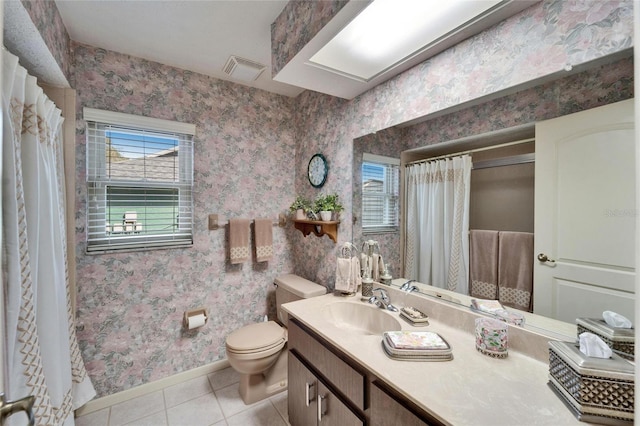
[282,286,590,425]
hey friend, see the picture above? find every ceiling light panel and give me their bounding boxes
[309,0,503,81]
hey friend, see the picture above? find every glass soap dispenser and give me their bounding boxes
[380,264,392,286]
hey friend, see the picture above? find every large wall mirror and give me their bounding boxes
[352,53,635,338]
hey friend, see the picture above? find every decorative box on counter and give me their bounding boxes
[548,341,634,425]
[577,318,634,361]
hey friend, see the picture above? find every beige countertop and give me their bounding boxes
[282,291,589,426]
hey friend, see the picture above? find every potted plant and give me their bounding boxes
[289,196,311,220]
[314,193,343,222]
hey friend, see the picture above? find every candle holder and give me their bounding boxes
[475,318,508,358]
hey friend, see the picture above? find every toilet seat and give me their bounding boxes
[226,321,286,356]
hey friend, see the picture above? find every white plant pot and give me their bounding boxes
[295,209,306,220]
[319,211,332,221]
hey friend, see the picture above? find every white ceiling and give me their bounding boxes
[54,0,537,100]
[54,0,305,97]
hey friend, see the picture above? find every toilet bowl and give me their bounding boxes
[225,274,326,404]
[226,321,286,375]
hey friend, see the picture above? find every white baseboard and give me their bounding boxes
[75,359,231,417]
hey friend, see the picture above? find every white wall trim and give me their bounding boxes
[74,359,230,417]
[83,107,196,135]
[363,152,400,165]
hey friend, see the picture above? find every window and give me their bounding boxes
[362,153,400,232]
[84,108,195,252]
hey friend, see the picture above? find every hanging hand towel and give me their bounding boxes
[469,230,499,300]
[377,254,385,281]
[335,258,352,292]
[498,231,534,312]
[229,218,251,264]
[360,253,369,277]
[372,254,385,282]
[254,218,273,262]
[351,256,362,291]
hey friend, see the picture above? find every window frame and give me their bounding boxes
[84,108,195,253]
[361,153,400,234]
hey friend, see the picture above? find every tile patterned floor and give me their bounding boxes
[75,367,290,426]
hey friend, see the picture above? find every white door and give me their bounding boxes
[534,99,635,323]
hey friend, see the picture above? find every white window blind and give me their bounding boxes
[84,108,195,252]
[362,153,400,233]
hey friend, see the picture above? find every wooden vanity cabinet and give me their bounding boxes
[289,352,364,426]
[369,381,434,426]
[288,351,318,425]
[287,318,440,426]
[288,319,365,408]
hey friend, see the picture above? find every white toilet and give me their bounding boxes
[225,274,326,404]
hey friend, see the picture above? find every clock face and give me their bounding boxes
[308,154,328,188]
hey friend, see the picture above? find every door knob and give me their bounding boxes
[0,393,35,426]
[537,253,556,264]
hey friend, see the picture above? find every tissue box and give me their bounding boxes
[548,341,634,425]
[577,318,634,361]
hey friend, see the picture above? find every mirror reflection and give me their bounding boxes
[352,54,635,335]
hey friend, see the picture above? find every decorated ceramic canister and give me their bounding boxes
[475,317,508,358]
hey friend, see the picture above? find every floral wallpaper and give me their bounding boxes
[72,44,298,396]
[403,57,634,148]
[271,0,348,76]
[13,0,635,400]
[19,0,72,82]
[289,0,634,289]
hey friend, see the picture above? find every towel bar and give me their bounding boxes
[208,213,287,230]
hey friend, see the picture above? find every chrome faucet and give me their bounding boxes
[400,279,418,293]
[369,288,399,312]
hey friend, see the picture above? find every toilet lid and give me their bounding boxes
[226,321,286,353]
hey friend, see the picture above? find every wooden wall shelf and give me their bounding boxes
[293,219,340,243]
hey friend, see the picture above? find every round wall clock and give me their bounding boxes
[308,153,328,188]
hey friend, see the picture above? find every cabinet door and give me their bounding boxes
[288,352,318,426]
[288,319,365,409]
[370,381,434,426]
[317,382,364,426]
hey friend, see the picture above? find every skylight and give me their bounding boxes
[309,0,503,81]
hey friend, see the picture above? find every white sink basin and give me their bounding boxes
[322,301,402,335]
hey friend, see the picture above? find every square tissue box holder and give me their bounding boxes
[577,318,634,361]
[548,341,634,425]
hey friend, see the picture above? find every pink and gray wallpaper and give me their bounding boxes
[14,0,635,397]
[19,0,72,82]
[72,44,298,396]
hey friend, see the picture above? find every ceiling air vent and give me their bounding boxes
[223,55,266,82]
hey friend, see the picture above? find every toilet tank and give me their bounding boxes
[274,274,326,326]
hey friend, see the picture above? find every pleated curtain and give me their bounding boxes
[404,155,472,295]
[3,50,95,425]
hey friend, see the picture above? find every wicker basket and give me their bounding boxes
[548,341,634,425]
[576,318,634,361]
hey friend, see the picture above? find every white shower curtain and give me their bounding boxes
[404,155,472,294]
[3,51,95,424]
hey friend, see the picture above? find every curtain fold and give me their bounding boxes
[404,155,471,295]
[3,51,95,425]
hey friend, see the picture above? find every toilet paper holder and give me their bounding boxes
[183,308,208,330]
